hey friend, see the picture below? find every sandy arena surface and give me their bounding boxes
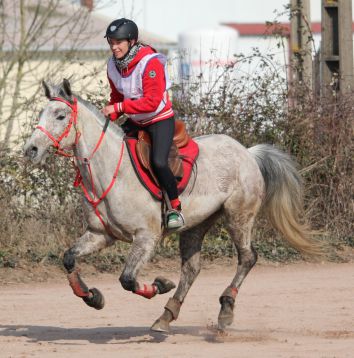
[0,261,353,358]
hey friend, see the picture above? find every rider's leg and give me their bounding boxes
[145,117,184,228]
[146,117,177,200]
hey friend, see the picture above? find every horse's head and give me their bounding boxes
[24,79,78,164]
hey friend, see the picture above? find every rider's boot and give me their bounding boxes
[167,200,185,230]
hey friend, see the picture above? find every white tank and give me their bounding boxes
[177,26,239,96]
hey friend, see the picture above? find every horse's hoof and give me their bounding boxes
[82,288,105,310]
[153,276,176,294]
[217,312,234,331]
[150,318,170,333]
[217,299,234,330]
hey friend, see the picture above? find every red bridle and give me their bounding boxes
[36,96,125,234]
[36,97,79,157]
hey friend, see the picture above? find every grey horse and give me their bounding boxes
[24,79,321,332]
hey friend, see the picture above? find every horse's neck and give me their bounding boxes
[74,102,124,178]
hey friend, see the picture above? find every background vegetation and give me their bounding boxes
[0,3,352,272]
[1,57,353,272]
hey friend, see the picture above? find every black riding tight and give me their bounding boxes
[145,116,178,200]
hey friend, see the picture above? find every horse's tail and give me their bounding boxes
[248,144,323,256]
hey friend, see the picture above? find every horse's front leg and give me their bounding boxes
[119,229,175,299]
[63,230,115,309]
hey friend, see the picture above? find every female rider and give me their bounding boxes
[101,18,184,230]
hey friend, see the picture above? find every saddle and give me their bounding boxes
[136,120,191,186]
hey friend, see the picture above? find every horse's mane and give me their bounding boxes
[76,96,123,138]
[77,97,105,120]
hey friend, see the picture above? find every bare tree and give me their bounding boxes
[0,0,107,147]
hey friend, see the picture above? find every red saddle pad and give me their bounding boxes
[125,137,199,200]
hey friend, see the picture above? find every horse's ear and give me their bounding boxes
[62,78,73,98]
[59,78,74,103]
[42,80,52,99]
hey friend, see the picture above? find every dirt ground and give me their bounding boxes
[0,260,353,358]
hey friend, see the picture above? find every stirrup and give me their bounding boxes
[166,209,185,230]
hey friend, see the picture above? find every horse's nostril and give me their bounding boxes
[26,146,38,159]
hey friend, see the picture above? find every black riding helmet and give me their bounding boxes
[105,18,139,41]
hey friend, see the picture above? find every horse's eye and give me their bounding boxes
[57,115,66,120]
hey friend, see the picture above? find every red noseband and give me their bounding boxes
[36,97,78,156]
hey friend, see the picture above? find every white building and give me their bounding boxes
[176,26,239,95]
[223,22,322,76]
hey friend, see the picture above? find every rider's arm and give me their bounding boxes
[106,75,124,120]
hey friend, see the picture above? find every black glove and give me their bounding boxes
[121,120,139,135]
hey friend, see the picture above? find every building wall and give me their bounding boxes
[235,34,321,77]
[1,54,109,147]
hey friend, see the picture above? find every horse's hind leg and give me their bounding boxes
[151,213,220,332]
[218,217,258,330]
[63,230,115,309]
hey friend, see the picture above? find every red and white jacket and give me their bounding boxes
[107,45,174,126]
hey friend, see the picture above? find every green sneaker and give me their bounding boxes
[167,211,185,230]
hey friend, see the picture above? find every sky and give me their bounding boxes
[96,0,328,41]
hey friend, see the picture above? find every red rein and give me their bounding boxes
[37,96,124,232]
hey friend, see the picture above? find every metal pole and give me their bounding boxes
[290,0,313,89]
[338,0,354,95]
